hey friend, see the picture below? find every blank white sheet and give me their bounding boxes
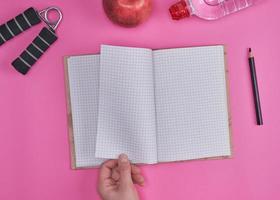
[95,45,158,164]
[153,46,231,162]
[67,55,104,167]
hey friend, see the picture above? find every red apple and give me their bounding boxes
[103,0,152,27]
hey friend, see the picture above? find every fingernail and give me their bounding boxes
[119,154,128,163]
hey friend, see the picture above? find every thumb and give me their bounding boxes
[118,154,133,187]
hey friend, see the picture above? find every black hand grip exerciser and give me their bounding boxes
[12,27,58,75]
[0,7,41,46]
[0,6,63,75]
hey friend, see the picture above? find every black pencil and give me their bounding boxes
[248,48,263,125]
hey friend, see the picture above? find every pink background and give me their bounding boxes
[0,0,279,199]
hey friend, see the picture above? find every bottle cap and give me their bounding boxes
[169,0,190,20]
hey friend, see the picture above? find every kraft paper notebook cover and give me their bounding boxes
[64,45,232,169]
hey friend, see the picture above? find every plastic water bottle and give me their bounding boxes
[169,0,256,20]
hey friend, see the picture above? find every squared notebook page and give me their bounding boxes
[95,45,158,164]
[67,55,104,168]
[153,46,231,163]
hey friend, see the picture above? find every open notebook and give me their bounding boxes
[65,45,232,169]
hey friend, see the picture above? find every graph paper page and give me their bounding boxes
[153,46,231,162]
[67,55,104,167]
[95,45,157,164]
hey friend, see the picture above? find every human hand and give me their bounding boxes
[98,154,144,200]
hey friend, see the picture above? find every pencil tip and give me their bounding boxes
[249,48,252,52]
